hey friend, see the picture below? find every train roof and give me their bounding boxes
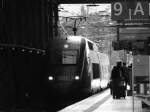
[67,35,95,44]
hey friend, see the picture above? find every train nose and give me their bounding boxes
[56,82,72,95]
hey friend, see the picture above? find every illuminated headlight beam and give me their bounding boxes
[75,76,80,80]
[48,76,54,81]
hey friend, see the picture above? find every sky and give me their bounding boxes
[59,4,111,17]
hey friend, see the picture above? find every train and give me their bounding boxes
[47,35,110,97]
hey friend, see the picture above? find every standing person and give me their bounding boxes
[118,62,128,98]
[122,62,129,86]
[110,61,122,99]
[128,64,132,87]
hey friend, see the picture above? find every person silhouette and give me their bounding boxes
[110,61,122,99]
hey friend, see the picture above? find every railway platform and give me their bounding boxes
[59,89,150,112]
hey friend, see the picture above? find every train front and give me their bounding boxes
[47,36,85,97]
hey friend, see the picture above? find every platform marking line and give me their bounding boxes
[83,94,111,112]
[59,89,110,112]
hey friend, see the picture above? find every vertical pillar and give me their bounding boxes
[117,26,119,41]
[139,84,144,94]
[54,3,58,37]
[48,0,53,40]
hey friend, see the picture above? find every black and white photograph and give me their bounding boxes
[0,0,150,111]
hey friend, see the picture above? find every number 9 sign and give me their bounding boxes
[114,2,123,16]
[111,2,127,20]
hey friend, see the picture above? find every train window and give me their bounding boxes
[62,50,77,64]
[92,63,100,79]
[88,41,93,50]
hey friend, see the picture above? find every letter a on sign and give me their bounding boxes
[134,2,144,15]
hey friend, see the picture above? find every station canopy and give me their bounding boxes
[56,0,143,4]
[57,0,150,41]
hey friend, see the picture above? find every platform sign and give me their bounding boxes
[133,55,150,77]
[119,27,150,40]
[111,2,150,20]
[111,2,128,20]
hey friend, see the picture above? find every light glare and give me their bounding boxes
[64,44,69,48]
[75,76,80,80]
[48,76,53,80]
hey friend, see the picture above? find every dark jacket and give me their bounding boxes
[111,66,122,80]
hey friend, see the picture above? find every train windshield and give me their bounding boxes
[50,49,79,65]
[62,50,77,64]
[49,40,80,65]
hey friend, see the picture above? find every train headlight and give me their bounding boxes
[75,76,80,80]
[48,76,53,81]
[64,44,69,48]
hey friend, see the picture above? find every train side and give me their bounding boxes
[85,39,110,93]
[48,36,110,96]
[98,53,110,89]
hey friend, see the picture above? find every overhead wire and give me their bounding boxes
[59,22,69,37]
